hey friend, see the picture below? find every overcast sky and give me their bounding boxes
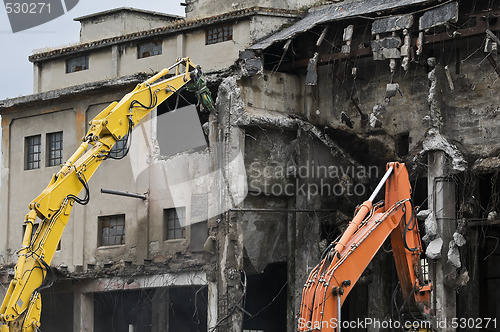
[0,0,185,100]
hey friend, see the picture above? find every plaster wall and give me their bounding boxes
[38,49,113,93]
[79,12,177,43]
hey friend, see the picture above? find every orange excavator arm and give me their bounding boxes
[298,162,432,332]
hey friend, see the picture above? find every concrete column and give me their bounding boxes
[151,288,168,332]
[207,281,218,331]
[74,291,94,332]
[428,151,456,330]
[33,62,41,94]
[176,34,185,60]
[111,45,120,78]
[0,117,11,263]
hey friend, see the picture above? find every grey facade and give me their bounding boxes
[1,0,500,331]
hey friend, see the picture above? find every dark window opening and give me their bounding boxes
[164,207,185,240]
[66,55,89,73]
[478,172,500,220]
[412,177,429,210]
[47,131,63,167]
[169,286,208,332]
[94,289,154,332]
[138,40,162,59]
[397,132,410,157]
[243,262,287,332]
[109,133,129,159]
[206,25,233,45]
[25,134,41,170]
[40,292,74,331]
[99,214,125,246]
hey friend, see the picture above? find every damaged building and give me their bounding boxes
[1,0,499,331]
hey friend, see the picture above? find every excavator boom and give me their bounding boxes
[298,162,431,331]
[0,58,214,332]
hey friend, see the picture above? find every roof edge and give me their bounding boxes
[74,7,182,22]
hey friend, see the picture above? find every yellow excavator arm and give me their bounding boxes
[0,58,215,332]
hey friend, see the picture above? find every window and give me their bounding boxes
[164,207,186,240]
[138,40,162,59]
[47,132,63,167]
[206,25,233,45]
[108,133,129,159]
[99,214,125,246]
[25,135,41,170]
[66,55,89,73]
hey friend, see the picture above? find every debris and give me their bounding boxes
[453,232,466,247]
[456,270,469,287]
[369,104,385,128]
[419,128,467,172]
[416,31,424,55]
[371,36,402,60]
[426,237,443,259]
[488,211,498,221]
[444,65,454,91]
[447,240,461,269]
[424,212,438,241]
[342,25,354,54]
[239,50,263,77]
[416,209,432,221]
[341,111,353,128]
[316,26,328,47]
[473,156,500,173]
[306,52,319,85]
[419,2,459,31]
[385,83,399,98]
[371,14,413,34]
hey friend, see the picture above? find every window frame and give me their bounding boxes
[164,207,186,240]
[98,214,126,247]
[46,131,63,167]
[25,134,41,170]
[206,24,233,45]
[137,39,163,59]
[66,54,89,73]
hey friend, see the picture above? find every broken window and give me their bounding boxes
[137,40,162,59]
[46,131,63,167]
[164,207,185,240]
[108,133,129,159]
[206,25,233,45]
[99,214,125,246]
[66,55,89,73]
[25,134,41,170]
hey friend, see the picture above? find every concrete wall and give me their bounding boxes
[185,0,316,18]
[38,49,114,93]
[79,11,178,43]
[0,87,212,273]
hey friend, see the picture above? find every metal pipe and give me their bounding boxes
[337,294,342,332]
[368,166,393,202]
[100,189,147,200]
